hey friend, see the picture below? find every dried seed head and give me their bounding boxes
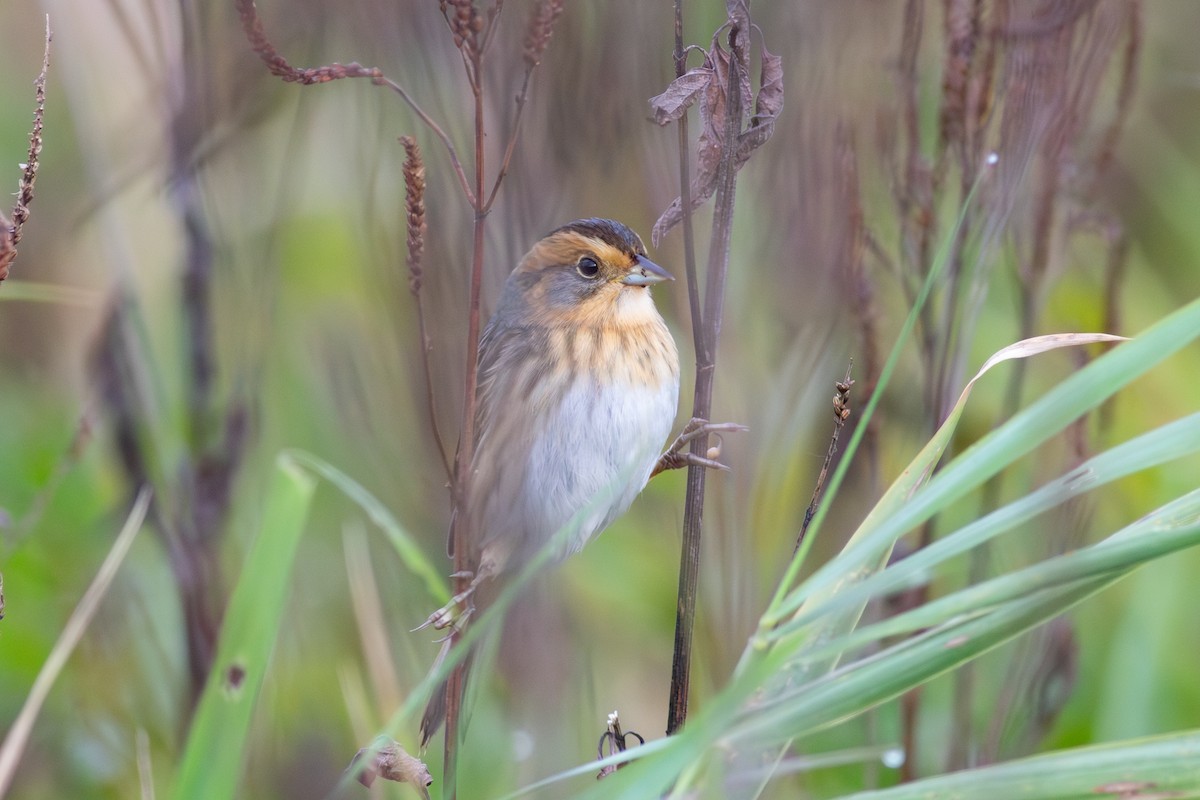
[524,0,564,69]
[400,136,427,295]
[446,0,481,54]
[1,17,50,283]
[350,740,432,789]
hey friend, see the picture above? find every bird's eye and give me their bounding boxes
[576,256,600,279]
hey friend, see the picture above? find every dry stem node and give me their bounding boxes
[0,17,50,284]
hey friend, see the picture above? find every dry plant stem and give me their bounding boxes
[415,295,452,482]
[482,67,534,213]
[235,0,476,204]
[667,25,744,737]
[444,39,489,800]
[794,365,854,556]
[441,4,563,781]
[170,21,253,707]
[401,136,453,482]
[0,17,50,284]
[674,0,704,347]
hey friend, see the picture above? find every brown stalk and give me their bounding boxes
[836,124,880,489]
[443,2,562,791]
[673,0,704,353]
[794,366,854,556]
[0,17,50,284]
[667,21,745,737]
[401,137,452,482]
[440,22,490,786]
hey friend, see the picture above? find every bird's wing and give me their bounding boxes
[452,315,547,571]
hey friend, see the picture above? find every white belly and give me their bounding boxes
[518,375,678,561]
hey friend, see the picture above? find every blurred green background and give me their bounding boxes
[2,1,1200,798]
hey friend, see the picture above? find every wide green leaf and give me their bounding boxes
[172,454,316,800]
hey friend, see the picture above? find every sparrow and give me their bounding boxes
[420,218,737,745]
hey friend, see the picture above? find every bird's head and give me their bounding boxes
[509,218,673,327]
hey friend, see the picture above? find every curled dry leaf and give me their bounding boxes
[350,739,432,798]
[738,41,783,160]
[651,20,784,246]
[649,67,713,125]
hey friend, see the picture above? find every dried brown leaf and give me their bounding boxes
[736,41,783,161]
[754,41,783,122]
[649,67,714,126]
[652,21,782,247]
[350,740,432,797]
[725,0,751,45]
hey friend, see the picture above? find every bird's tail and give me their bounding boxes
[419,643,475,749]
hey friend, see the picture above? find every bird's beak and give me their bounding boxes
[621,255,674,286]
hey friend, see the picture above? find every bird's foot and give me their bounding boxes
[651,418,748,478]
[415,571,482,633]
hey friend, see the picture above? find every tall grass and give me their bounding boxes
[4,1,1200,798]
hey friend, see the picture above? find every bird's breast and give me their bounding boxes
[523,363,679,558]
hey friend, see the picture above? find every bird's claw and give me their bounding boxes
[414,572,480,633]
[652,417,748,477]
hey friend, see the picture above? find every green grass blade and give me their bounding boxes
[0,489,150,798]
[0,280,103,307]
[786,487,1200,676]
[771,411,1200,642]
[285,448,449,605]
[727,490,1200,748]
[771,169,990,610]
[837,729,1200,800]
[766,300,1200,634]
[575,299,1200,798]
[172,454,316,800]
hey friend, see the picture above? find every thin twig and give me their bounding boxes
[794,365,854,556]
[234,0,477,205]
[482,0,562,213]
[483,67,533,214]
[375,76,477,206]
[674,0,704,352]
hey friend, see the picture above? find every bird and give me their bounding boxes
[419,218,739,746]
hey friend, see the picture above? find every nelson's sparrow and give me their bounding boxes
[420,218,738,743]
